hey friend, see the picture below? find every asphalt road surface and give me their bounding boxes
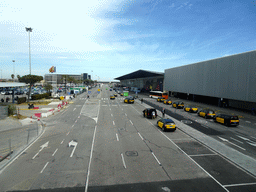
[0,85,256,192]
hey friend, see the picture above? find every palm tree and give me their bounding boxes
[11,74,14,81]
[17,75,20,80]
[61,75,69,94]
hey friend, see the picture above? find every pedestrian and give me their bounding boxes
[87,95,90,99]
[141,98,143,104]
[152,110,156,119]
[1,98,4,103]
[162,108,165,118]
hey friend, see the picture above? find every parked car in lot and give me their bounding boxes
[110,95,115,100]
[198,109,216,119]
[157,118,176,132]
[124,96,134,104]
[172,101,184,109]
[184,105,198,113]
[143,108,157,119]
[214,114,239,126]
[164,99,172,105]
[157,97,165,102]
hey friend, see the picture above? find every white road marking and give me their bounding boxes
[112,105,117,106]
[111,114,113,117]
[116,133,119,141]
[230,137,243,144]
[251,136,256,140]
[201,124,209,129]
[160,132,229,192]
[138,132,144,140]
[40,162,49,173]
[189,154,217,157]
[129,120,133,125]
[224,182,256,187]
[152,152,161,165]
[218,136,246,150]
[121,153,127,169]
[66,131,70,136]
[73,108,76,111]
[125,113,127,116]
[69,141,78,157]
[52,148,58,156]
[113,121,115,125]
[247,142,256,147]
[245,121,251,123]
[60,139,65,144]
[102,105,107,106]
[236,135,251,141]
[32,141,49,159]
[110,108,111,111]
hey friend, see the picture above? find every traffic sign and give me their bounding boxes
[98,89,100,91]
[97,91,100,94]
[88,91,91,94]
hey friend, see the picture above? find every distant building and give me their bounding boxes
[88,75,91,80]
[44,74,82,85]
[82,73,88,80]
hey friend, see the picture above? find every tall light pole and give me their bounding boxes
[0,69,2,79]
[12,60,15,81]
[25,27,32,75]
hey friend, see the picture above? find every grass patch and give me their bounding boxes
[11,114,27,119]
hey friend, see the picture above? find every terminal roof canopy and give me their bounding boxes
[115,70,164,80]
[0,82,27,88]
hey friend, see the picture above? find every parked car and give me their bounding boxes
[184,106,198,113]
[198,109,216,119]
[157,97,165,102]
[157,118,176,132]
[164,99,172,105]
[172,101,184,109]
[214,114,239,126]
[110,95,115,100]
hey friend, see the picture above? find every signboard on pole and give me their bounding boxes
[88,91,91,94]
[123,91,129,97]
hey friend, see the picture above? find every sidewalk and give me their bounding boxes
[0,117,22,132]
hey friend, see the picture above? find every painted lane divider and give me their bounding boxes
[129,120,133,125]
[66,131,70,136]
[116,133,119,141]
[230,137,243,144]
[60,139,65,144]
[40,162,49,173]
[73,108,76,111]
[52,148,58,156]
[152,152,161,165]
[111,114,113,117]
[218,137,246,150]
[121,153,126,169]
[32,141,49,159]
[138,132,144,140]
[113,121,115,126]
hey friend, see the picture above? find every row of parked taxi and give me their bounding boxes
[156,97,239,127]
[109,91,135,104]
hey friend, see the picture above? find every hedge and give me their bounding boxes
[17,97,27,104]
[31,93,51,100]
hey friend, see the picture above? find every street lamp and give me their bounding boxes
[25,27,32,75]
[12,60,15,81]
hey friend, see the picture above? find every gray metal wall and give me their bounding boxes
[164,50,256,103]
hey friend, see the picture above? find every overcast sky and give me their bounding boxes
[0,0,255,81]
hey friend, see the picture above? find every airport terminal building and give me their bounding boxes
[164,50,256,110]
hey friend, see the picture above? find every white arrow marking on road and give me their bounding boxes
[73,108,76,111]
[236,135,251,141]
[69,140,78,157]
[32,141,49,159]
[218,137,246,150]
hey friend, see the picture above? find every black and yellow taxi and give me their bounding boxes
[172,101,184,109]
[120,93,124,96]
[214,114,239,126]
[124,96,134,104]
[109,89,112,91]
[110,95,115,100]
[163,99,172,105]
[184,105,198,113]
[114,93,118,97]
[198,109,216,119]
[157,97,165,102]
[143,108,157,119]
[157,118,176,132]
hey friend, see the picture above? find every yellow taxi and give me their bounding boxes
[157,97,165,102]
[172,101,184,109]
[198,109,216,119]
[157,118,176,132]
[184,105,198,113]
[120,93,124,96]
[124,96,134,104]
[114,93,118,97]
[164,99,172,105]
[110,95,115,100]
[214,114,239,127]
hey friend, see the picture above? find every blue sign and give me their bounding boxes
[97,91,100,94]
[88,91,91,94]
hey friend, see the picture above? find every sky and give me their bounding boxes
[0,0,256,81]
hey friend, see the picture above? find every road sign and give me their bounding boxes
[97,91,100,94]
[98,89,100,91]
[124,91,129,97]
[88,91,91,94]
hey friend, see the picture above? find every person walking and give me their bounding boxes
[162,108,165,118]
[141,98,143,104]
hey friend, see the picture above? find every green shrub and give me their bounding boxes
[31,93,51,100]
[8,104,16,116]
[17,97,26,104]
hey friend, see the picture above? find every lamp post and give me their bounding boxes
[12,60,15,81]
[25,27,32,75]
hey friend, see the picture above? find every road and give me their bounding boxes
[0,85,256,192]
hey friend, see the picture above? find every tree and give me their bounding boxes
[17,75,20,80]
[19,75,43,102]
[68,76,75,87]
[11,74,14,81]
[44,83,53,93]
[61,75,69,94]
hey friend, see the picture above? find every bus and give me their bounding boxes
[149,91,168,99]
